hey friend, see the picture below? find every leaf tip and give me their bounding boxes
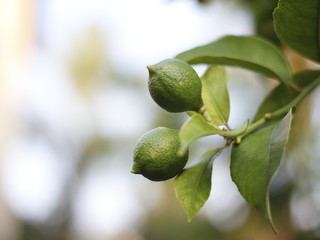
[270,222,278,235]
[186,212,196,223]
[266,213,278,234]
[265,194,278,234]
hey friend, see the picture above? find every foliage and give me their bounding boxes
[174,148,221,221]
[133,0,320,232]
[273,0,320,62]
[176,35,292,84]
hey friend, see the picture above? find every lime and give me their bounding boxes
[147,58,203,113]
[132,127,188,181]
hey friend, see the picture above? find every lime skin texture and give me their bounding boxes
[147,58,203,113]
[132,127,188,181]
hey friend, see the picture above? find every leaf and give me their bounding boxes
[274,0,320,62]
[176,35,292,84]
[201,66,230,126]
[178,114,221,155]
[178,113,249,155]
[252,70,320,123]
[174,148,222,221]
[230,110,293,232]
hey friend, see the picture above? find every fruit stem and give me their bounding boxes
[198,105,213,124]
[198,105,231,131]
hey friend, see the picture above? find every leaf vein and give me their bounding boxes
[205,86,227,125]
[190,159,211,214]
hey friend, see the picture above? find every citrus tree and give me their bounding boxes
[132,0,320,233]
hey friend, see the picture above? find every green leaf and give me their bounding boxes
[178,113,249,155]
[274,0,320,62]
[230,110,293,232]
[176,35,292,84]
[179,114,221,155]
[174,148,221,221]
[201,66,230,126]
[252,70,320,123]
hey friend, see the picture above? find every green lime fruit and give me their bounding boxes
[147,58,203,113]
[132,127,188,181]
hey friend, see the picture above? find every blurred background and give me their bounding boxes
[1,0,320,239]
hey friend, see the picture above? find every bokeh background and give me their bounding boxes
[1,0,320,239]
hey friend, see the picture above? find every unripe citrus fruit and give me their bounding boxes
[131,127,188,181]
[147,58,203,113]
